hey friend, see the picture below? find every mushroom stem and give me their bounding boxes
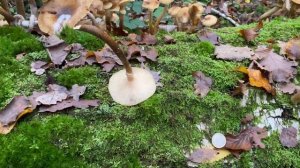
[105,11,112,32]
[119,13,124,31]
[16,0,26,17]
[79,25,133,79]
[153,5,168,34]
[28,0,37,16]
[0,7,14,23]
[148,10,154,34]
[0,0,9,12]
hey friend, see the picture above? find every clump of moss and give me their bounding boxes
[60,27,105,50]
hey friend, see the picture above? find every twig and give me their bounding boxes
[210,7,240,26]
[258,6,281,21]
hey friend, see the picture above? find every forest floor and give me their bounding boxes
[0,17,300,167]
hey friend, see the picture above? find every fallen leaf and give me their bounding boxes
[225,127,268,152]
[69,84,86,101]
[291,91,300,105]
[0,96,33,134]
[237,67,275,95]
[197,30,220,45]
[31,61,53,75]
[141,63,163,87]
[36,84,69,105]
[39,99,100,112]
[278,83,299,94]
[188,148,230,164]
[241,114,254,125]
[240,21,263,42]
[255,47,297,83]
[285,38,300,60]
[164,35,176,44]
[16,53,26,60]
[41,35,70,65]
[193,71,213,98]
[127,44,158,62]
[215,44,255,61]
[158,24,177,32]
[128,33,157,45]
[232,80,248,96]
[280,127,298,148]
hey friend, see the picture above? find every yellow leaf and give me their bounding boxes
[208,148,231,163]
[245,0,251,3]
[248,69,275,95]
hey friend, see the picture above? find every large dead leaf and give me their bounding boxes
[237,67,275,95]
[0,96,33,134]
[39,99,100,112]
[41,35,70,65]
[225,127,268,152]
[35,84,69,105]
[255,47,297,83]
[197,30,220,45]
[215,44,255,61]
[31,61,53,75]
[278,83,299,94]
[192,71,213,98]
[188,148,230,164]
[285,38,300,60]
[240,21,263,42]
[280,127,298,148]
[69,84,86,101]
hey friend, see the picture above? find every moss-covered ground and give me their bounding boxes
[0,17,300,167]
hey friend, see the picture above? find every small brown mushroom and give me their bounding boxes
[38,0,94,35]
[151,0,174,34]
[202,15,218,27]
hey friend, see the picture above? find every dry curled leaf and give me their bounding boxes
[280,127,298,148]
[127,44,158,62]
[215,44,255,61]
[41,35,70,65]
[69,84,86,101]
[255,47,297,83]
[278,83,299,94]
[39,99,100,112]
[188,148,230,164]
[237,67,275,95]
[193,71,213,98]
[225,127,268,152]
[285,38,300,60]
[197,30,220,45]
[31,61,53,75]
[128,33,157,45]
[240,21,263,42]
[0,96,33,134]
[164,35,176,44]
[36,84,69,105]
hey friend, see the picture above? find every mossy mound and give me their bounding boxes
[0,17,300,167]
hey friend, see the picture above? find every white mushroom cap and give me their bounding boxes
[292,0,300,4]
[108,67,156,106]
[202,15,218,27]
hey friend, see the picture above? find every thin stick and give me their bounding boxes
[153,5,168,34]
[0,0,9,12]
[258,6,281,21]
[148,10,154,34]
[16,0,26,17]
[210,8,240,26]
[0,7,14,23]
[28,0,37,16]
[79,25,133,77]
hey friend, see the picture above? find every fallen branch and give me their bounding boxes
[0,7,14,23]
[210,7,240,26]
[258,6,281,21]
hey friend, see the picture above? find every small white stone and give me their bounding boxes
[212,133,226,148]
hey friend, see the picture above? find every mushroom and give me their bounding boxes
[79,25,156,106]
[142,0,160,34]
[202,15,218,27]
[292,0,300,4]
[188,2,204,32]
[151,0,174,34]
[176,7,189,31]
[38,0,94,35]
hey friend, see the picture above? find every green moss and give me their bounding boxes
[60,27,105,50]
[1,17,300,167]
[0,115,89,168]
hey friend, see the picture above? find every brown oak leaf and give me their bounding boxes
[192,71,213,98]
[240,21,263,42]
[128,33,157,45]
[225,127,268,152]
[215,44,255,61]
[285,38,300,60]
[197,30,220,45]
[39,99,100,112]
[280,127,298,148]
[164,35,176,44]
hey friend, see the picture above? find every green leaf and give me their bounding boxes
[133,1,142,14]
[153,7,164,18]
